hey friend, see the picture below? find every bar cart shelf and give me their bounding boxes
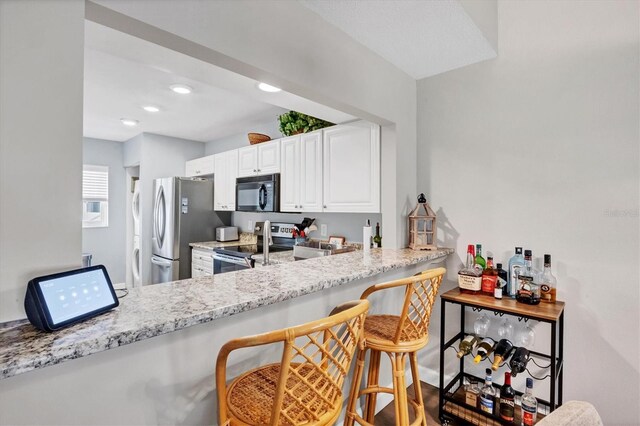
[439,288,565,425]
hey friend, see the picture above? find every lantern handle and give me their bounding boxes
[417,193,427,203]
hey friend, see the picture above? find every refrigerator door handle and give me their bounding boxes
[151,256,172,267]
[155,185,166,248]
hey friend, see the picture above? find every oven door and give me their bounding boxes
[212,252,255,274]
[236,175,280,212]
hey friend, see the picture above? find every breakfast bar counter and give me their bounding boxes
[0,247,453,425]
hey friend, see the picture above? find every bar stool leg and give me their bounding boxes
[392,353,410,426]
[409,351,427,426]
[345,347,367,426]
[364,349,382,423]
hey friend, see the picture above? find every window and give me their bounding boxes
[82,165,109,228]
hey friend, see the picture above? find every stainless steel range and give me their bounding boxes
[212,222,295,274]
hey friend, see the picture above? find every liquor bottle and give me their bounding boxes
[373,222,382,248]
[499,372,516,422]
[479,368,496,415]
[457,334,479,358]
[516,250,541,305]
[458,245,482,293]
[482,257,498,296]
[520,378,538,426]
[475,244,486,269]
[507,247,524,298]
[465,381,481,407]
[509,346,530,377]
[496,263,508,293]
[473,337,495,363]
[537,254,557,303]
[491,339,514,371]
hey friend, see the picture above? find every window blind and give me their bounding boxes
[83,165,109,200]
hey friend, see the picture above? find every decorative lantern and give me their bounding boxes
[409,193,437,250]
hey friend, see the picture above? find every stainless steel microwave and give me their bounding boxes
[236,173,280,212]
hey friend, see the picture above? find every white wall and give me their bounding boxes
[88,0,417,249]
[417,1,639,424]
[136,133,205,285]
[0,0,85,322]
[82,138,126,283]
[204,117,283,156]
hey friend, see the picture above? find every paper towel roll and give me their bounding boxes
[363,225,372,253]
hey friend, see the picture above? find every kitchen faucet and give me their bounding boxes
[262,220,273,266]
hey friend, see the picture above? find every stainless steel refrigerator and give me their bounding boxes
[151,177,227,284]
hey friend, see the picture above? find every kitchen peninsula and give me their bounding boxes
[0,247,452,425]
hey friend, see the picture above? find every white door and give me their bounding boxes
[257,140,281,174]
[185,155,215,177]
[225,150,238,210]
[280,136,300,212]
[237,146,258,177]
[323,122,380,213]
[299,131,323,212]
[214,153,227,210]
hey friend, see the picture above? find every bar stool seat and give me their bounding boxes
[216,300,369,426]
[345,268,446,426]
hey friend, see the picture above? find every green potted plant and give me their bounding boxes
[278,111,334,136]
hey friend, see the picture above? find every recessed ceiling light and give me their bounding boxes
[142,105,160,113]
[120,118,139,127]
[170,84,192,94]
[257,82,281,93]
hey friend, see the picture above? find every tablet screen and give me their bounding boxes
[38,267,117,325]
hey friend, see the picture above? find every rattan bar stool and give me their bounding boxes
[216,299,369,426]
[345,267,446,426]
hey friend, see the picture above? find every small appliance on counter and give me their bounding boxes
[211,222,296,274]
[216,226,239,242]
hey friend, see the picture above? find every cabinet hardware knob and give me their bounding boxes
[323,205,327,208]
[253,169,256,172]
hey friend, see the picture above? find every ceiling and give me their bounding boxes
[300,0,497,79]
[84,21,355,142]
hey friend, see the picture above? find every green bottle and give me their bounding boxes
[475,244,486,269]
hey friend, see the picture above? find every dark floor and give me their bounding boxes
[374,381,454,425]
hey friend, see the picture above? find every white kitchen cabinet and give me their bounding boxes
[214,150,238,211]
[191,248,213,277]
[280,131,323,212]
[237,140,281,177]
[185,155,215,177]
[322,122,380,213]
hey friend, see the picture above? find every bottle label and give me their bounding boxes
[482,275,497,293]
[499,398,515,421]
[480,395,493,414]
[522,404,537,425]
[458,274,482,291]
[509,264,521,296]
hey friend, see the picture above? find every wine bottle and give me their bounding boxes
[373,222,382,248]
[491,339,514,371]
[499,372,516,422]
[520,378,538,426]
[507,247,524,298]
[482,256,498,296]
[475,244,486,269]
[457,334,479,358]
[508,347,530,377]
[479,368,496,415]
[538,254,557,303]
[473,337,495,363]
[458,244,482,293]
[516,250,541,305]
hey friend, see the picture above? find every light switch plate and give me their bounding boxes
[248,220,254,232]
[320,224,328,237]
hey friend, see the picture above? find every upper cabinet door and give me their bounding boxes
[237,146,258,178]
[257,139,281,174]
[280,136,300,212]
[213,153,227,210]
[299,131,323,212]
[225,150,238,210]
[323,122,380,213]
[185,155,215,177]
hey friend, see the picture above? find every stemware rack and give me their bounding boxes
[438,288,565,425]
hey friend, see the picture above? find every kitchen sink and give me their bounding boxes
[293,241,356,260]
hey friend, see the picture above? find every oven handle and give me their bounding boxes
[213,252,254,267]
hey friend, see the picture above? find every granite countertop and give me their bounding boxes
[0,247,453,380]
[252,251,297,266]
